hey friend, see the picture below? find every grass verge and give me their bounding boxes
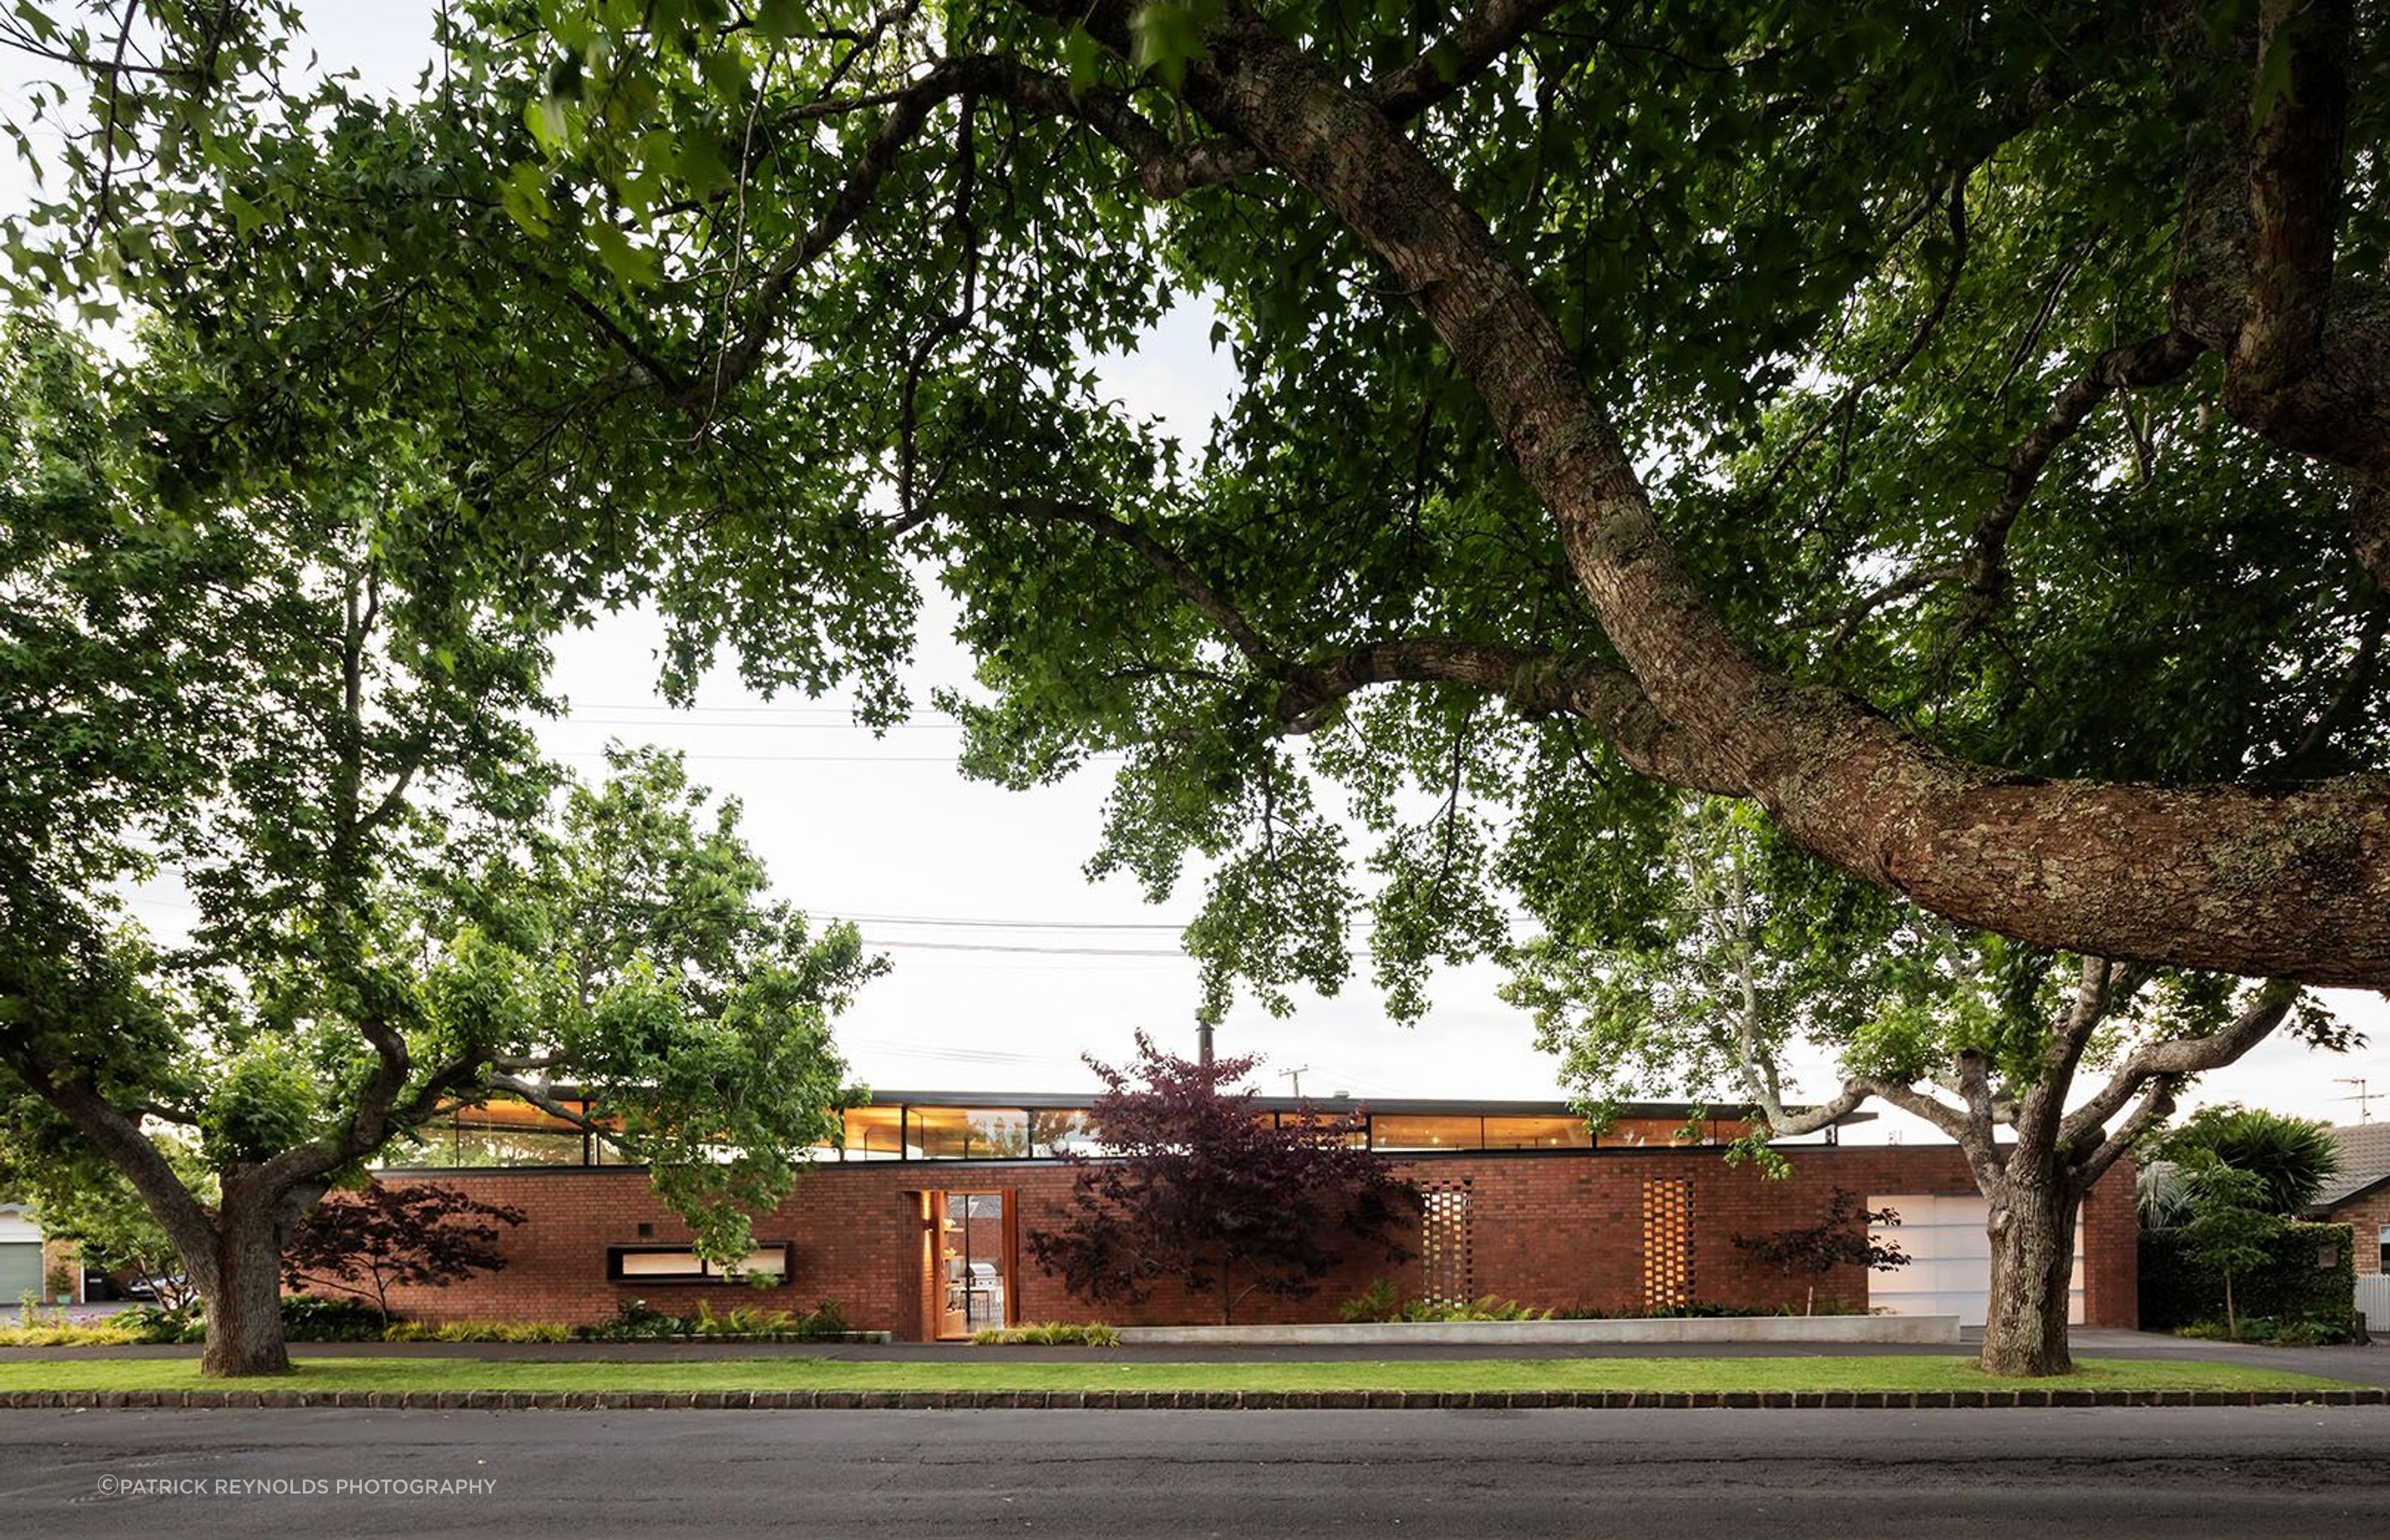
[0,1356,2349,1396]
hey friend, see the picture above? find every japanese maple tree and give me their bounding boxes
[1027,1035,1417,1324]
[281,1183,526,1325]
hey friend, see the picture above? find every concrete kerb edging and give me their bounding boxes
[1,1387,2383,1411]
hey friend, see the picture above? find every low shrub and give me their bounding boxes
[382,1320,575,1343]
[563,1296,860,1341]
[115,1303,202,1343]
[279,1294,386,1343]
[2173,1314,2352,1347]
[1340,1281,1550,1323]
[0,1321,152,1348]
[1551,1301,1864,1319]
[971,1322,1121,1348]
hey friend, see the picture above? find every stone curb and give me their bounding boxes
[0,1387,2383,1411]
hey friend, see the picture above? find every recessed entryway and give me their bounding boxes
[930,1191,1015,1339]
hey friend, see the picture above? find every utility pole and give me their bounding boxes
[1277,1065,1308,1099]
[2337,1077,2376,1123]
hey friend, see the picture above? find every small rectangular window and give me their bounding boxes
[606,1244,790,1283]
[2378,1225,2388,1272]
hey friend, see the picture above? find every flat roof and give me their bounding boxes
[849,1089,1874,1124]
[518,1084,1873,1126]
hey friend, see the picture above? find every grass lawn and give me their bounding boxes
[0,1356,2349,1396]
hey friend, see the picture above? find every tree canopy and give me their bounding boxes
[5,0,2388,1379]
[5,0,2384,1006]
[0,319,875,1372]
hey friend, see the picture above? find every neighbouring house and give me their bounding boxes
[2310,1123,2390,1274]
[368,1091,2139,1339]
[0,1202,80,1309]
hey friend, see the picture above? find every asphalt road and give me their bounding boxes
[4,1406,2388,1538]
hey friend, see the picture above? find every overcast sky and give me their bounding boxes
[25,1,2388,1135]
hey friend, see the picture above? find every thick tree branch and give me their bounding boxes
[1366,0,1568,120]
[2057,978,2300,1150]
[1271,637,1738,792]
[487,1075,602,1132]
[9,1055,216,1258]
[2074,1073,2182,1191]
[2173,0,2390,483]
[1171,14,2390,987]
[2354,484,2390,597]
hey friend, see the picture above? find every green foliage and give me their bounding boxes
[7,1133,212,1309]
[2153,1106,2342,1217]
[2169,1155,2282,1336]
[2,0,2381,1043]
[77,1295,388,1345]
[2,0,2383,1372]
[561,1296,859,1341]
[0,1320,153,1348]
[972,1322,1124,1347]
[381,1319,575,1343]
[1339,1281,1551,1323]
[2140,1221,2357,1338]
[0,316,876,1377]
[275,1294,388,1343]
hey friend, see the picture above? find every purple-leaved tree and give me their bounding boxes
[1027,1035,1419,1325]
[280,1183,525,1325]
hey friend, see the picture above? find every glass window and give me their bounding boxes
[380,1098,598,1167]
[1370,1114,1485,1152]
[1481,1115,1593,1150]
[838,1106,906,1160]
[1032,1108,1099,1157]
[1275,1112,1368,1148]
[607,1245,788,1282]
[909,1107,1032,1160]
[2378,1225,2388,1272]
[1599,1118,1706,1148]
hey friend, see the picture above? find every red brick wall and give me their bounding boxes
[372,1147,2138,1335]
[2329,1187,2390,1273]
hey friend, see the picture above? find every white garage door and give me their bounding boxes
[1867,1194,2083,1327]
[0,1243,41,1304]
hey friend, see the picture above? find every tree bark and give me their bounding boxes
[198,1211,292,1377]
[1978,1166,2081,1377]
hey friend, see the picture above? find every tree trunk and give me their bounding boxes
[198,1218,291,1377]
[1978,1172,2080,1377]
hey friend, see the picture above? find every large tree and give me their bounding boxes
[0,323,875,1374]
[10,0,2377,978]
[1505,797,2353,1373]
[7,0,2388,1373]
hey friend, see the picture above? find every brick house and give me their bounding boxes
[372,1092,2139,1338]
[2312,1123,2390,1274]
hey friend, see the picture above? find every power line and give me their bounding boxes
[557,716,963,732]
[550,748,1126,764]
[859,935,1195,958]
[841,911,1193,932]
[565,701,963,720]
